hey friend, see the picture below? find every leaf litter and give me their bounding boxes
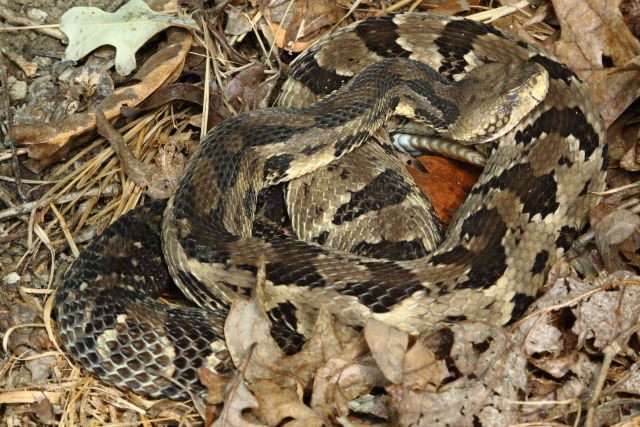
[0,0,639,425]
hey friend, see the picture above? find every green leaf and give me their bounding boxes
[60,0,198,76]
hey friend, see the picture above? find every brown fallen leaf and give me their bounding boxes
[364,319,448,391]
[259,0,343,52]
[201,65,274,132]
[430,0,482,15]
[405,155,481,226]
[224,65,265,113]
[311,341,387,421]
[364,319,409,385]
[9,29,192,170]
[25,395,55,425]
[224,6,253,37]
[401,335,449,391]
[66,64,115,113]
[199,367,231,406]
[615,363,640,395]
[249,380,326,426]
[549,0,640,126]
[120,83,204,118]
[198,367,231,423]
[594,209,640,271]
[620,141,640,171]
[213,372,265,427]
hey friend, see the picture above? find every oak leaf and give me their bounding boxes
[60,0,198,75]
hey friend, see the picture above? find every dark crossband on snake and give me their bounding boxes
[55,13,607,399]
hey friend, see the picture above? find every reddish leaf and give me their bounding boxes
[405,156,481,226]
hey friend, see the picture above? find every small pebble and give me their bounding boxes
[27,8,48,23]
[3,272,21,285]
[8,78,27,100]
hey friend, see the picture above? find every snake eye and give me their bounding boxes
[505,91,519,101]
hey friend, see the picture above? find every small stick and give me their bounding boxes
[0,185,120,221]
[0,5,66,40]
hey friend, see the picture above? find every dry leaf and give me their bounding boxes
[95,110,178,198]
[260,0,343,52]
[213,373,265,427]
[60,0,198,75]
[620,140,640,171]
[550,0,640,126]
[430,0,482,15]
[311,344,386,420]
[615,363,640,395]
[224,65,265,113]
[406,156,481,225]
[198,367,231,405]
[250,380,325,426]
[571,272,640,349]
[364,319,447,390]
[225,7,253,36]
[364,319,409,384]
[66,65,114,112]
[402,337,448,391]
[25,396,55,425]
[595,209,640,271]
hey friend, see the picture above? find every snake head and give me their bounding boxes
[451,61,550,145]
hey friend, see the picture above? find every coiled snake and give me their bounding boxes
[55,13,607,399]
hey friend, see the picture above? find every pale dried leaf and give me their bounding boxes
[550,0,640,125]
[26,395,55,425]
[250,380,325,426]
[448,323,512,378]
[571,272,640,349]
[213,375,265,427]
[524,352,598,419]
[311,349,385,420]
[198,367,231,405]
[595,209,640,270]
[364,319,409,384]
[60,0,198,75]
[620,142,640,171]
[402,337,448,390]
[596,209,640,248]
[532,354,580,379]
[364,319,448,390]
[224,66,265,112]
[390,363,520,426]
[523,322,563,358]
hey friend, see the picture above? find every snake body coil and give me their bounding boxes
[56,13,607,398]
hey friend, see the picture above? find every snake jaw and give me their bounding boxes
[449,61,550,144]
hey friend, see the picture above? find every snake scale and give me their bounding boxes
[55,13,607,399]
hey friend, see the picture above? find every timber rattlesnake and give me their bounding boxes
[55,13,607,398]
